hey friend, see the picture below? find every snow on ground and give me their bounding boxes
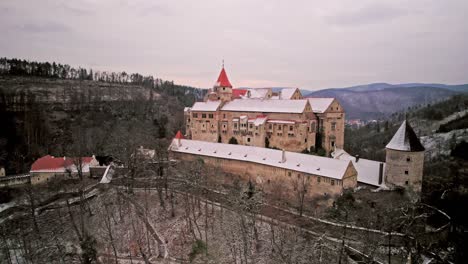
[0,201,16,213]
[420,128,468,159]
[440,109,468,125]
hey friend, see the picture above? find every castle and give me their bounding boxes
[175,66,426,199]
[184,66,345,155]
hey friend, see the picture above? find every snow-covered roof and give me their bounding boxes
[386,120,425,152]
[267,120,296,124]
[191,101,221,112]
[307,98,334,113]
[253,116,268,126]
[170,139,353,180]
[184,107,191,112]
[30,155,97,173]
[247,88,271,99]
[280,88,299,99]
[332,149,386,187]
[221,99,308,113]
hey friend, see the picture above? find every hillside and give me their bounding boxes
[306,86,458,120]
[314,82,468,92]
[345,94,468,161]
[0,75,199,175]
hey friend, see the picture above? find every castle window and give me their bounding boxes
[249,124,253,129]
[331,180,335,186]
[331,122,336,131]
[202,114,206,118]
[193,113,198,118]
[310,122,316,133]
[269,124,272,130]
[288,172,291,177]
[209,114,214,118]
[223,114,226,118]
[405,170,409,175]
[317,177,321,183]
[289,125,293,131]
[305,138,307,143]
[223,87,225,91]
[247,138,251,142]
[406,157,411,162]
[405,181,409,185]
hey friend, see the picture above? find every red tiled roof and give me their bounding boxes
[31,155,93,171]
[175,130,184,139]
[232,89,248,98]
[215,67,232,88]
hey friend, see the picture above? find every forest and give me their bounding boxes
[0,57,204,175]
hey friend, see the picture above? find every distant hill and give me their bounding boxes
[304,83,468,93]
[306,86,458,120]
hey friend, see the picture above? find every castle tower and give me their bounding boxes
[384,120,425,194]
[210,66,233,102]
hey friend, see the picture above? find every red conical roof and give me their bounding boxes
[215,67,232,88]
[175,130,184,139]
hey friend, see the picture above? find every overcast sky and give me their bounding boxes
[1,0,467,90]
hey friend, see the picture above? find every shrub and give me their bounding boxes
[189,239,207,262]
[228,137,238,145]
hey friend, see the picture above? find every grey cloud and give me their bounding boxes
[15,21,71,33]
[325,4,407,26]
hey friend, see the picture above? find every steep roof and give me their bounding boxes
[31,155,94,172]
[232,89,248,99]
[169,139,353,180]
[175,130,184,139]
[215,67,232,88]
[280,88,300,99]
[333,149,386,187]
[247,88,271,99]
[386,120,425,152]
[191,101,221,112]
[221,99,308,113]
[307,98,335,113]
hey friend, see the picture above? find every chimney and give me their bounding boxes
[378,163,384,185]
[281,149,286,163]
[177,137,181,147]
[355,155,360,163]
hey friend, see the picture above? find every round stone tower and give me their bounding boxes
[384,120,425,194]
[213,66,233,102]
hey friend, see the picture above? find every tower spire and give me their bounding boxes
[222,59,224,68]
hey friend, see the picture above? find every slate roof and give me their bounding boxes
[169,139,353,180]
[386,120,425,152]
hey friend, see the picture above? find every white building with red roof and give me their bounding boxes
[30,155,98,184]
